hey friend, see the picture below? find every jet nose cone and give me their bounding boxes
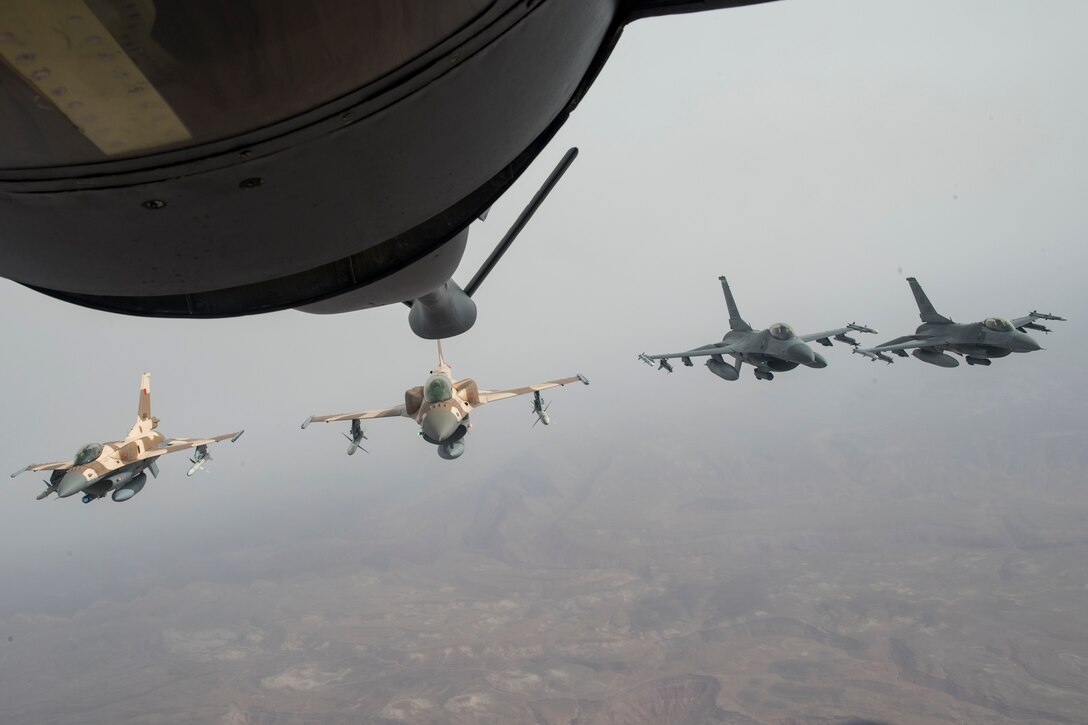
[784,343,816,365]
[1017,333,1042,352]
[57,471,88,498]
[422,410,459,442]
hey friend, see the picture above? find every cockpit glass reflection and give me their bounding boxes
[73,443,102,465]
[983,317,1013,332]
[769,323,795,340]
[423,374,453,403]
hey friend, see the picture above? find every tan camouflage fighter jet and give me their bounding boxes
[301,342,588,460]
[11,374,243,503]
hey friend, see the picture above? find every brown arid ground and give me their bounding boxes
[1,411,1085,724]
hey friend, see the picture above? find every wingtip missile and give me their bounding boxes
[1030,311,1066,322]
[847,322,878,335]
[577,373,590,385]
[230,430,245,443]
[301,416,314,430]
[11,465,29,478]
[639,353,673,373]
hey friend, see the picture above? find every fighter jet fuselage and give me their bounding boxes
[53,436,165,502]
[641,276,876,381]
[910,320,1041,363]
[11,374,242,503]
[302,343,588,460]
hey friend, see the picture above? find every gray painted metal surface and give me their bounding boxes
[854,278,1064,367]
[640,276,877,381]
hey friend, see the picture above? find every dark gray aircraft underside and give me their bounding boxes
[0,0,777,318]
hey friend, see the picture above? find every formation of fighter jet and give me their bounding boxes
[301,343,588,460]
[854,278,1065,367]
[640,276,877,381]
[10,374,243,503]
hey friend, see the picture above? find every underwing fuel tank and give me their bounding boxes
[0,0,777,318]
[912,349,960,368]
[111,472,148,502]
[706,359,740,381]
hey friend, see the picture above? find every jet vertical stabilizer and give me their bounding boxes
[719,276,752,332]
[907,277,953,324]
[128,373,156,438]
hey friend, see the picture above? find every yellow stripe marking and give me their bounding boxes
[0,0,190,156]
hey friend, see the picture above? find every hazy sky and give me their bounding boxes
[0,0,1085,617]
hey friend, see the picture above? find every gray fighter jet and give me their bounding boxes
[639,276,877,381]
[854,277,1064,367]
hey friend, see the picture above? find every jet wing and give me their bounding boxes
[639,343,737,367]
[144,431,244,458]
[799,323,878,346]
[301,406,407,428]
[853,336,934,363]
[477,375,589,405]
[1011,311,1066,333]
[11,460,73,477]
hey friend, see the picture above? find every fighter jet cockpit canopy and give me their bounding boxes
[983,317,1014,332]
[423,374,453,404]
[769,323,796,340]
[73,443,103,466]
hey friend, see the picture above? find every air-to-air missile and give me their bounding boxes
[186,445,212,476]
[532,391,551,427]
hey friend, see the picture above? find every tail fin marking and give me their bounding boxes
[906,277,952,324]
[719,276,752,332]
